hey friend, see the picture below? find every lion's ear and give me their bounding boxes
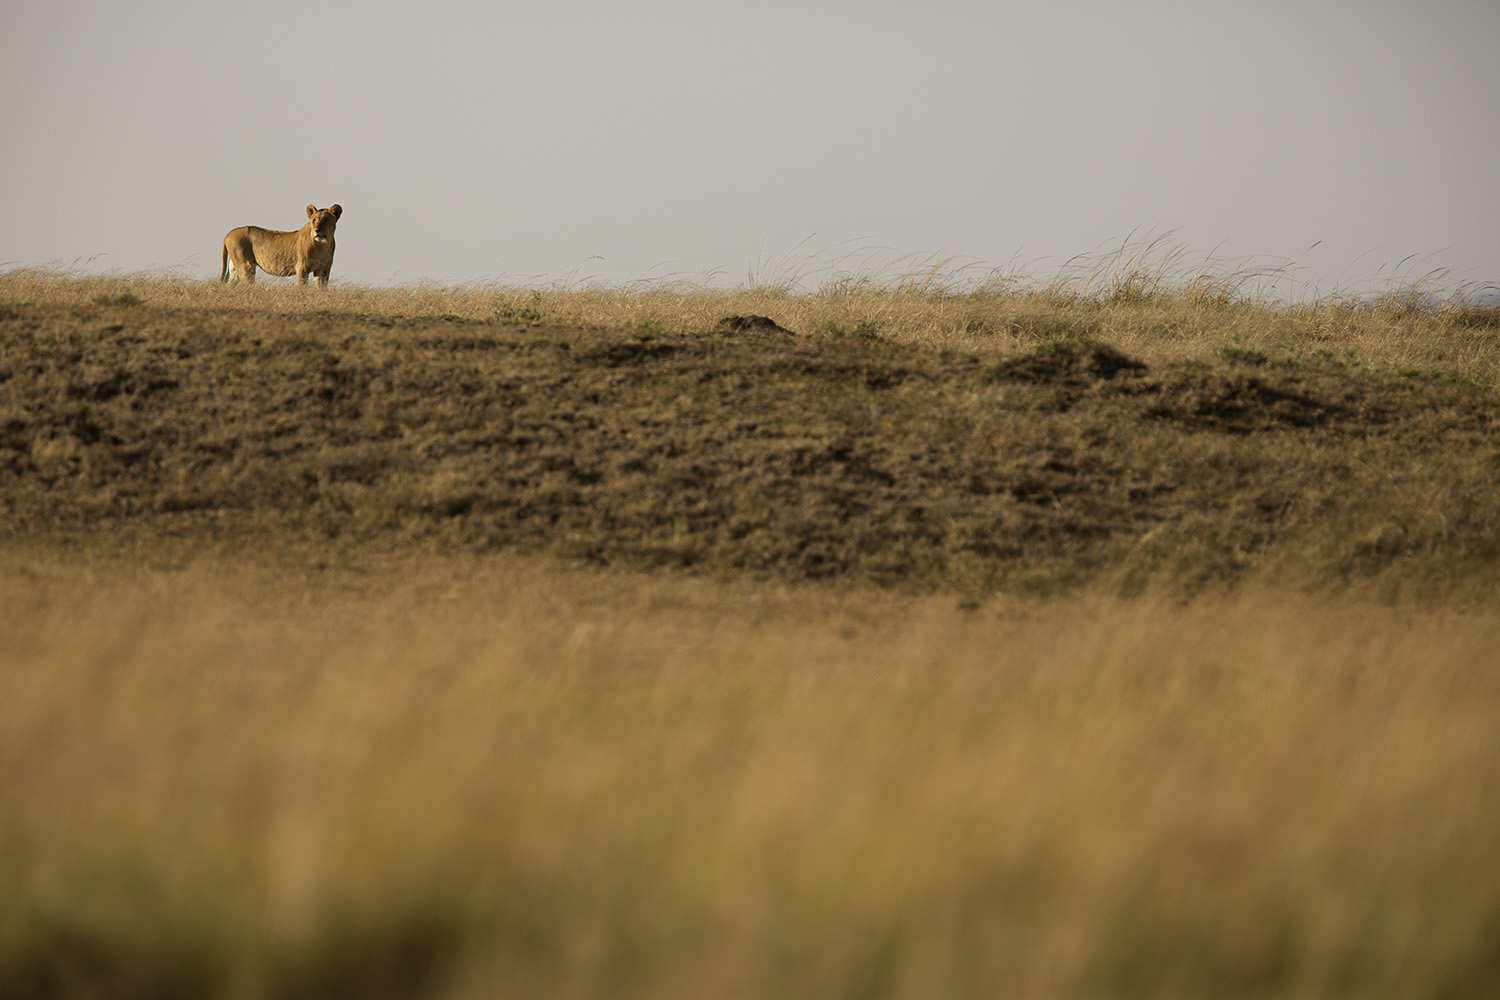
[307,205,317,218]
[330,204,342,219]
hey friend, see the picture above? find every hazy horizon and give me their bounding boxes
[3,0,1497,296]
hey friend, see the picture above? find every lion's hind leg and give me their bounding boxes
[222,229,258,284]
[229,258,257,283]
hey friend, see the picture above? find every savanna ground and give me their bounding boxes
[3,260,1499,998]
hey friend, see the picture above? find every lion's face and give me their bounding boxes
[305,204,342,242]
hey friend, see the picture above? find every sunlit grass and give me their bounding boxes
[5,234,1496,381]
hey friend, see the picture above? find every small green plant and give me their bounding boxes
[635,318,665,339]
[1393,365,1484,390]
[1426,368,1482,390]
[819,318,881,340]
[94,291,141,307]
[1312,347,1365,369]
[495,292,544,325]
[1033,338,1080,356]
[52,396,93,421]
[1218,331,1266,364]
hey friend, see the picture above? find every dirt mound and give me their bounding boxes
[716,314,797,337]
[991,337,1147,385]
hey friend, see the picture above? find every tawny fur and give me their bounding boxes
[221,204,342,286]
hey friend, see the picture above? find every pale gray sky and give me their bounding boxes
[3,0,1497,293]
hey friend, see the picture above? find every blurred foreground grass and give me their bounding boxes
[4,545,1498,999]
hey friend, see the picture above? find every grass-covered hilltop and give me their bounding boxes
[4,262,1500,598]
[3,258,1499,999]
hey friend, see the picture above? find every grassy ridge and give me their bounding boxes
[4,264,1499,371]
[4,271,1500,998]
[3,273,1500,597]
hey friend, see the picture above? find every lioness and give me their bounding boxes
[221,204,342,286]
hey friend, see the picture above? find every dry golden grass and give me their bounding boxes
[4,544,1500,1000]
[4,263,1500,997]
[5,239,1497,382]
[2,548,1500,1000]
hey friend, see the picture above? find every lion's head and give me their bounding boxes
[306,204,342,242]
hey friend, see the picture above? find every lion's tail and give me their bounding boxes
[220,240,229,283]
